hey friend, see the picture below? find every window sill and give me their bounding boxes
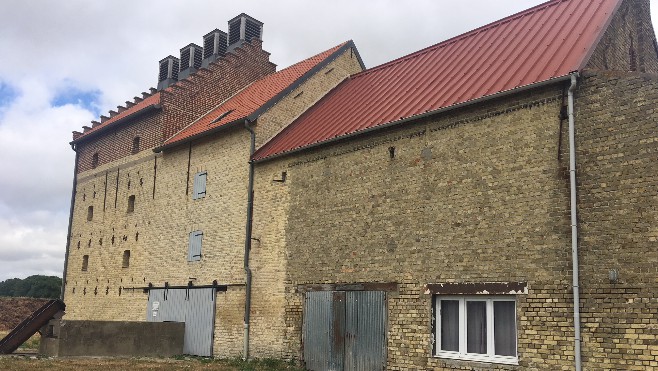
[436,351,518,366]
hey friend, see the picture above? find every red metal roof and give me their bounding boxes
[253,0,621,161]
[162,42,351,148]
[73,92,161,142]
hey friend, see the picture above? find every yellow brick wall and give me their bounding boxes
[63,46,362,358]
[256,85,578,369]
[65,148,159,321]
[255,47,364,148]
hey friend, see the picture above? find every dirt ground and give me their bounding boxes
[0,356,306,371]
[0,297,50,331]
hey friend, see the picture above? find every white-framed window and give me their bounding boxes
[435,296,517,365]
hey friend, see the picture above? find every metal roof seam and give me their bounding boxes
[254,75,573,163]
[254,0,618,161]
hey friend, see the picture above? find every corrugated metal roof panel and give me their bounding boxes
[162,42,351,148]
[254,0,621,161]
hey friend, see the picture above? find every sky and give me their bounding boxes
[0,0,657,282]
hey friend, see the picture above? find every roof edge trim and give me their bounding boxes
[71,104,162,145]
[253,74,575,163]
[157,41,363,152]
[153,118,246,153]
[574,0,624,71]
[246,41,363,123]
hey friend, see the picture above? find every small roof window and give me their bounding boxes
[209,110,234,125]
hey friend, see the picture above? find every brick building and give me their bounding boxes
[63,0,658,369]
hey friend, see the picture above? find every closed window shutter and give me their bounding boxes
[193,172,207,199]
[188,230,203,261]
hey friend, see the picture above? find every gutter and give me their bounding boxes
[61,143,79,301]
[253,74,574,163]
[567,73,582,371]
[242,120,256,360]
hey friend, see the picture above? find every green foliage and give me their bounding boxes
[0,275,61,298]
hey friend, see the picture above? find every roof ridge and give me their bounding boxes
[276,41,349,73]
[351,0,566,79]
[158,40,354,149]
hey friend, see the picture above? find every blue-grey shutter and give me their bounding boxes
[188,230,203,261]
[193,172,207,200]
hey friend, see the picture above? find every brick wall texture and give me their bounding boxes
[64,46,362,359]
[63,0,658,368]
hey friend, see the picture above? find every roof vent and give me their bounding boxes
[157,55,180,90]
[201,29,228,68]
[227,13,263,52]
[179,43,203,80]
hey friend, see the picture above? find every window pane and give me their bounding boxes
[440,300,459,352]
[466,301,487,354]
[494,301,516,356]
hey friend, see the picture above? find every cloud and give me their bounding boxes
[52,83,102,116]
[0,213,66,281]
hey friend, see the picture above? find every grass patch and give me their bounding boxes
[0,357,307,371]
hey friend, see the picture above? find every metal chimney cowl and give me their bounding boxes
[201,29,228,68]
[179,43,203,80]
[157,55,180,90]
[227,13,263,52]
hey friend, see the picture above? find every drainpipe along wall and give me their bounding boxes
[61,144,79,301]
[567,73,582,371]
[243,120,256,360]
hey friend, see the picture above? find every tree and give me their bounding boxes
[0,275,61,298]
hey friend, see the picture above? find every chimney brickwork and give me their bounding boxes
[74,38,274,173]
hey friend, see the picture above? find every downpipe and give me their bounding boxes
[243,121,256,360]
[61,144,79,301]
[567,73,582,371]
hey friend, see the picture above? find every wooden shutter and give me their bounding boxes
[188,230,203,261]
[193,172,207,200]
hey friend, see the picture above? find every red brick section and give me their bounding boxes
[163,42,347,147]
[72,93,161,142]
[74,39,276,173]
[160,39,276,142]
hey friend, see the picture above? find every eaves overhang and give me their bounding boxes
[153,117,246,153]
[252,74,575,164]
[156,41,364,153]
[70,104,162,146]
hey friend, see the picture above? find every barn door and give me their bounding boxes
[303,291,386,371]
[147,288,216,356]
[345,291,386,370]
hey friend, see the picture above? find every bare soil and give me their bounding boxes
[0,356,306,371]
[0,297,50,331]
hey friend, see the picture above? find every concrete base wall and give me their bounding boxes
[39,320,184,357]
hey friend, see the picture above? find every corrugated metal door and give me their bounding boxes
[185,288,215,356]
[303,291,386,371]
[345,291,386,370]
[147,288,216,356]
